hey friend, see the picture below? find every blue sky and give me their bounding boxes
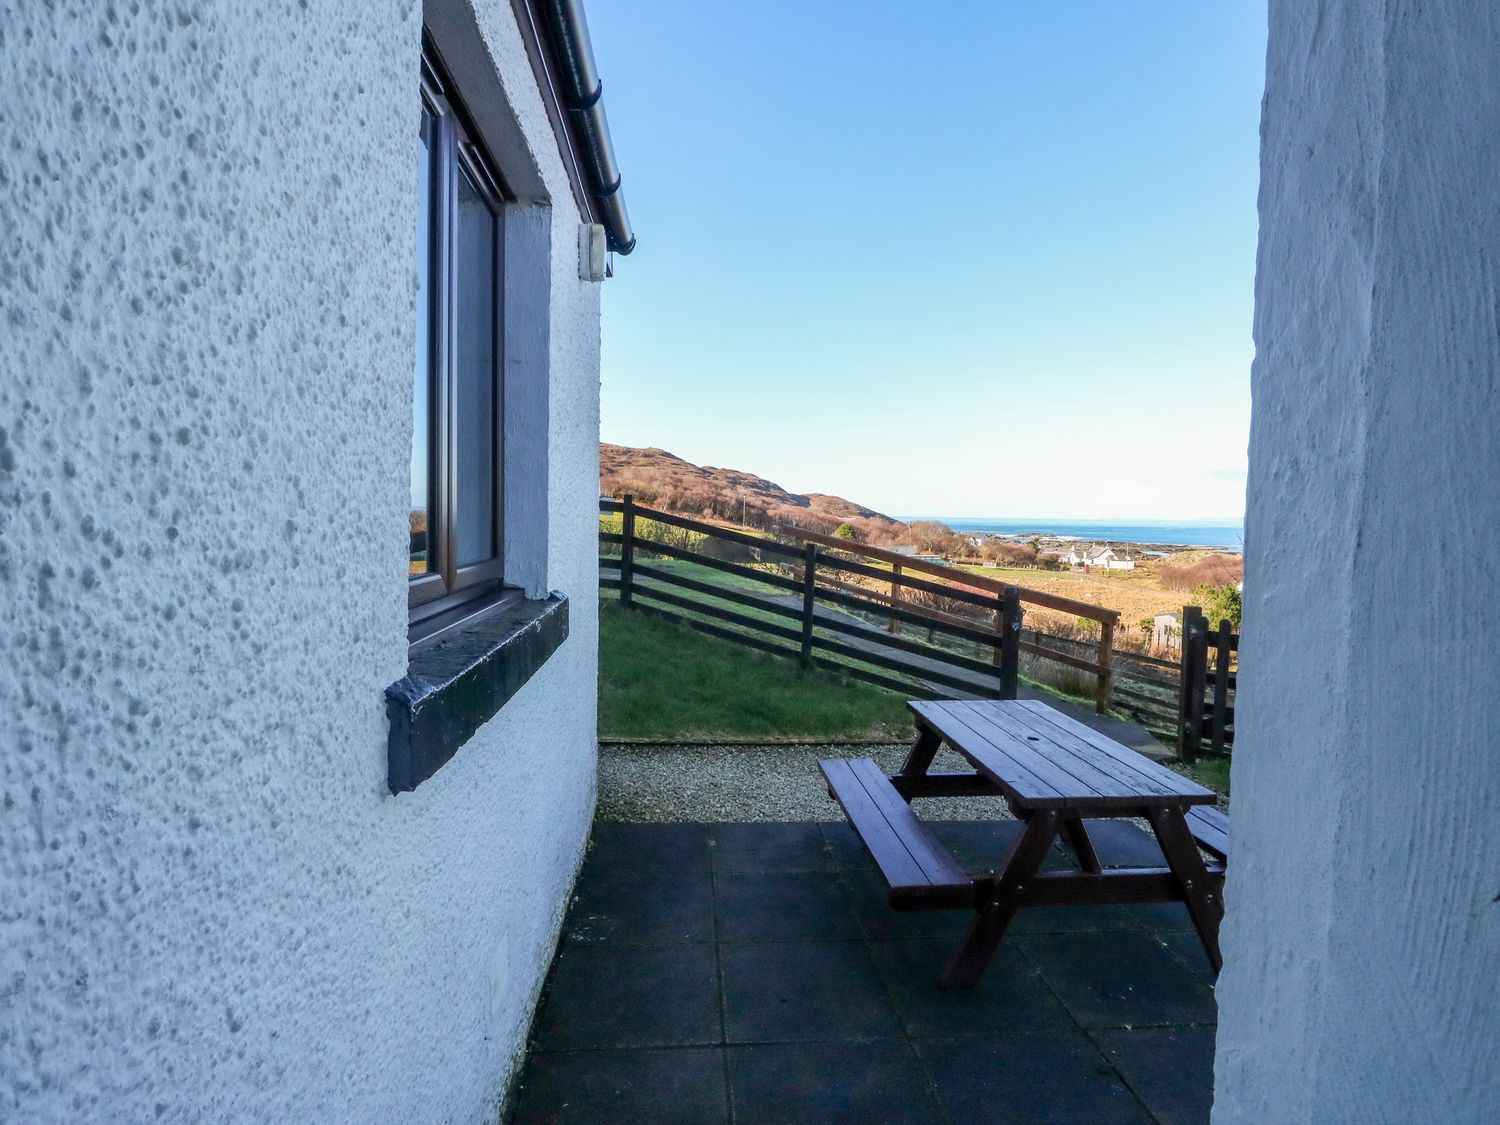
[587,1,1266,520]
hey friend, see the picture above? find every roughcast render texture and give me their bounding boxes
[1216,2,1500,1121]
[1,2,601,1119]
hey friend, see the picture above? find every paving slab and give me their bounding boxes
[512,822,1216,1124]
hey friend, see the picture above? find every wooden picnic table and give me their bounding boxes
[820,698,1228,989]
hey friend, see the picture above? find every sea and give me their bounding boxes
[903,517,1244,552]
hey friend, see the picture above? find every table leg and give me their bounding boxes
[1061,817,1103,875]
[941,810,1060,989]
[1148,806,1225,973]
[895,725,942,801]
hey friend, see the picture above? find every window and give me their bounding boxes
[410,43,510,641]
[390,34,571,792]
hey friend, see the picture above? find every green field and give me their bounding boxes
[611,555,1026,691]
[629,555,785,598]
[1173,754,1232,799]
[598,600,912,741]
[597,596,1230,800]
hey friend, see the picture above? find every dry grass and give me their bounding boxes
[1158,554,1244,591]
[958,564,1197,648]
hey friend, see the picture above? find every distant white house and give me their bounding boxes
[890,545,946,565]
[1151,612,1182,652]
[1059,544,1136,570]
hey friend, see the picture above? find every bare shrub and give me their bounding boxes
[900,520,971,558]
[634,518,705,558]
[605,473,660,505]
[697,536,756,564]
[1158,554,1243,591]
[982,539,1039,567]
[1021,650,1096,700]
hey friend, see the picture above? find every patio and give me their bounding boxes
[509,818,1217,1124]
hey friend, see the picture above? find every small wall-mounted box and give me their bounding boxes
[578,223,608,282]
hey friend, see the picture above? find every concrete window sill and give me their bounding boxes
[385,594,569,792]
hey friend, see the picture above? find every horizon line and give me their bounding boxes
[899,515,1245,525]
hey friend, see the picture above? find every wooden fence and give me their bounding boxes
[599,497,1122,711]
[777,526,1120,713]
[1176,604,1237,761]
[1102,647,1185,739]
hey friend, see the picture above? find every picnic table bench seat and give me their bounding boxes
[1186,805,1230,862]
[822,761,1230,889]
[818,757,973,908]
[820,699,1230,988]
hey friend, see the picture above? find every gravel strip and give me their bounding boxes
[597,741,1016,823]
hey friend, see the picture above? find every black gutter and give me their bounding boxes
[538,0,635,254]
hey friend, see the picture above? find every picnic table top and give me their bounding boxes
[909,698,1217,811]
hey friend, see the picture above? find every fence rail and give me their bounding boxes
[777,524,1118,712]
[600,497,1137,711]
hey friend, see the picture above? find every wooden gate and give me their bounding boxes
[1177,604,1237,762]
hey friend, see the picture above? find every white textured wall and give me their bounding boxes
[0,2,600,1120]
[1216,2,1500,1120]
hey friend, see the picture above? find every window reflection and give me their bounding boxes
[454,165,497,568]
[410,110,435,576]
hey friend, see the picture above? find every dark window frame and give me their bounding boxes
[410,39,514,645]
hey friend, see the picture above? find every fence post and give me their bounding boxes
[992,593,1005,675]
[889,563,902,634]
[619,494,636,607]
[1094,619,1115,714]
[998,586,1023,699]
[1177,605,1206,762]
[1211,618,1233,754]
[800,541,817,664]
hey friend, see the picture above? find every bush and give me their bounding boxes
[1194,583,1242,629]
[1158,554,1243,591]
[898,520,969,558]
[980,538,1039,567]
[635,518,705,557]
[697,536,758,564]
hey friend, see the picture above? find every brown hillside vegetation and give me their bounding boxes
[1157,554,1244,591]
[600,443,908,541]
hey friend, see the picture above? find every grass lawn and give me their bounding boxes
[596,596,1230,804]
[598,600,912,741]
[631,555,786,598]
[1170,754,1232,799]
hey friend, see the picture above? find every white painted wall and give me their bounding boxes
[0,2,600,1120]
[1216,3,1500,1120]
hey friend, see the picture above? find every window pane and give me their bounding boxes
[454,165,498,568]
[410,110,436,576]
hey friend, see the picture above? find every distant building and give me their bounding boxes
[1152,612,1183,652]
[886,547,947,565]
[1059,544,1136,570]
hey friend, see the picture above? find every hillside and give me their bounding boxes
[599,444,908,541]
